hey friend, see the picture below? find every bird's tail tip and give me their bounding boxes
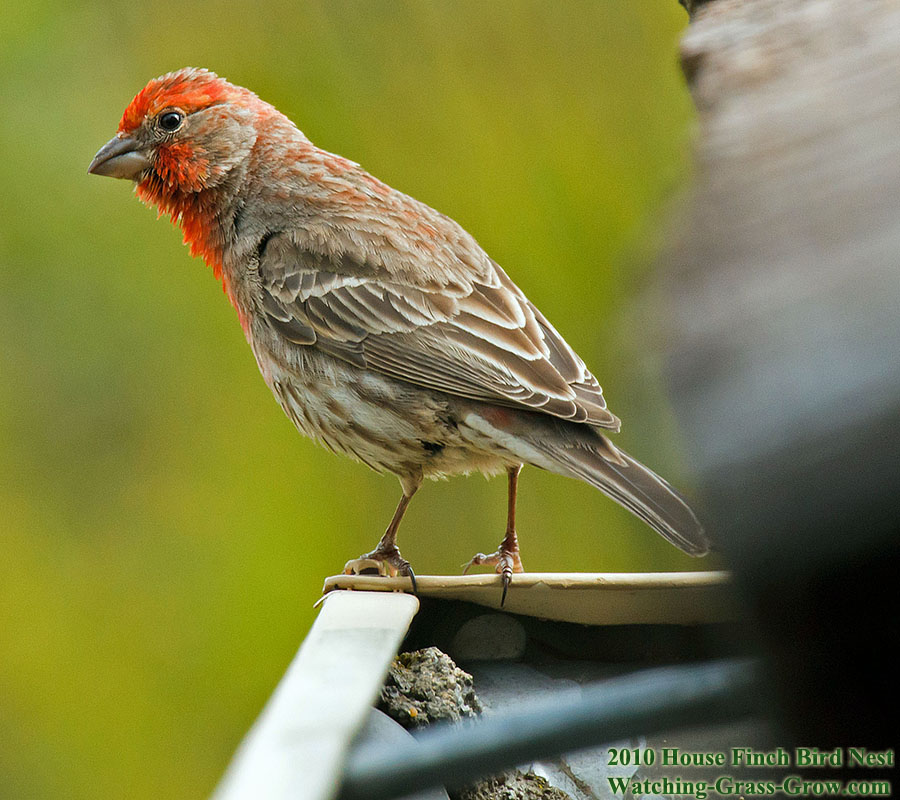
[538,433,709,557]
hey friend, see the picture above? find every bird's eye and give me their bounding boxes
[158,111,184,132]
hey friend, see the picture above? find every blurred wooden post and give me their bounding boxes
[658,0,900,750]
[213,591,418,800]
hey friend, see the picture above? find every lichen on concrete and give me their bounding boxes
[378,646,482,729]
[453,770,572,800]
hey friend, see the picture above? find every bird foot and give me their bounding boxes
[343,545,417,592]
[462,538,524,606]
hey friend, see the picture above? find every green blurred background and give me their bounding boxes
[0,2,700,797]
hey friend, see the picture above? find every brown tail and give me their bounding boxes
[533,432,709,556]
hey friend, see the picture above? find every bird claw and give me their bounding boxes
[461,553,489,574]
[462,541,524,607]
[343,548,417,593]
[343,557,390,576]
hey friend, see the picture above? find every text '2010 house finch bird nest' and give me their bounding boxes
[89,68,708,603]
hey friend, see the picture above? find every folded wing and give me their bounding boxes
[257,234,619,429]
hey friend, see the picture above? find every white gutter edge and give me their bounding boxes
[213,590,419,800]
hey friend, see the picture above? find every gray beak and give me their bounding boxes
[88,135,152,180]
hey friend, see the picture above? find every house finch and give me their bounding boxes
[89,68,707,601]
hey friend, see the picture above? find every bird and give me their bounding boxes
[88,68,708,603]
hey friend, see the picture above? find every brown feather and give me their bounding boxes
[256,234,617,428]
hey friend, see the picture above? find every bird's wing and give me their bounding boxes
[257,235,619,428]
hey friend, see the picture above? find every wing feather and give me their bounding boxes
[256,235,619,429]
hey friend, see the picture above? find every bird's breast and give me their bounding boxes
[248,335,513,480]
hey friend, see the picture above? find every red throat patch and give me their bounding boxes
[135,175,250,336]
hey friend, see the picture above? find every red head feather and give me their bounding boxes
[118,68,238,134]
